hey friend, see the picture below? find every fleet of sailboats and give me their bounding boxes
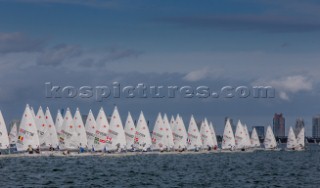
[0,104,309,155]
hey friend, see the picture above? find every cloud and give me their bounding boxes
[37,44,82,67]
[160,14,320,33]
[0,32,46,54]
[254,75,313,100]
[183,68,224,82]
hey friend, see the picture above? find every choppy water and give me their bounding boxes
[0,145,320,187]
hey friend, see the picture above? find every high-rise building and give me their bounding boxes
[295,118,304,136]
[273,113,285,137]
[225,117,235,133]
[252,126,265,138]
[312,115,320,138]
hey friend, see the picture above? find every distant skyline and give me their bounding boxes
[0,0,319,136]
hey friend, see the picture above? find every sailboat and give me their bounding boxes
[209,122,219,150]
[134,111,152,151]
[187,115,202,151]
[151,113,166,151]
[85,110,97,150]
[44,107,59,148]
[234,120,246,150]
[243,124,251,149]
[0,111,10,150]
[16,105,40,151]
[172,115,188,151]
[105,106,126,152]
[296,127,305,151]
[264,125,278,151]
[59,108,78,150]
[221,119,236,151]
[200,119,214,150]
[73,108,88,148]
[286,126,298,151]
[93,107,110,151]
[124,112,136,151]
[35,106,52,148]
[169,115,175,130]
[9,122,18,146]
[55,110,63,136]
[163,114,174,151]
[250,128,261,148]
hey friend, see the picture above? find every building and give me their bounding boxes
[273,113,285,137]
[252,126,265,138]
[295,118,305,136]
[312,115,320,138]
[225,117,235,133]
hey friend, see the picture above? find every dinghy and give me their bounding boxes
[93,107,109,151]
[209,122,219,150]
[44,107,59,148]
[16,105,40,152]
[59,108,78,150]
[85,110,97,150]
[105,106,126,152]
[264,125,279,151]
[234,120,246,151]
[170,115,175,130]
[200,119,214,151]
[221,119,236,151]
[186,115,202,151]
[250,128,261,149]
[134,111,152,151]
[9,122,18,146]
[286,126,298,151]
[296,127,305,151]
[172,115,188,151]
[124,112,136,151]
[0,111,10,150]
[243,124,251,149]
[35,106,52,148]
[151,113,166,151]
[73,108,88,148]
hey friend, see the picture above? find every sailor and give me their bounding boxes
[79,143,85,153]
[35,146,40,154]
[49,144,53,151]
[27,145,33,154]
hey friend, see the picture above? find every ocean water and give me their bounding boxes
[0,145,320,187]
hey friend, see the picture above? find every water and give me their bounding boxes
[1,145,320,187]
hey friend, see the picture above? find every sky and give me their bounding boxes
[0,0,320,136]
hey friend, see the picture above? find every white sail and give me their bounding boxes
[73,108,88,148]
[59,108,78,150]
[234,120,246,149]
[296,127,305,150]
[134,111,152,151]
[243,124,251,148]
[222,119,235,150]
[30,107,36,120]
[287,126,297,149]
[250,128,260,147]
[264,125,277,149]
[187,115,202,150]
[200,119,214,149]
[44,107,59,147]
[84,110,97,149]
[105,106,126,151]
[124,112,136,150]
[0,111,9,149]
[35,106,52,148]
[173,115,188,150]
[209,122,218,148]
[151,113,166,150]
[163,114,174,149]
[9,123,18,145]
[55,110,63,136]
[16,105,40,151]
[170,115,175,130]
[93,107,110,151]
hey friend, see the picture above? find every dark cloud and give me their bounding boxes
[0,32,46,54]
[37,44,82,67]
[159,15,320,33]
[1,0,116,8]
